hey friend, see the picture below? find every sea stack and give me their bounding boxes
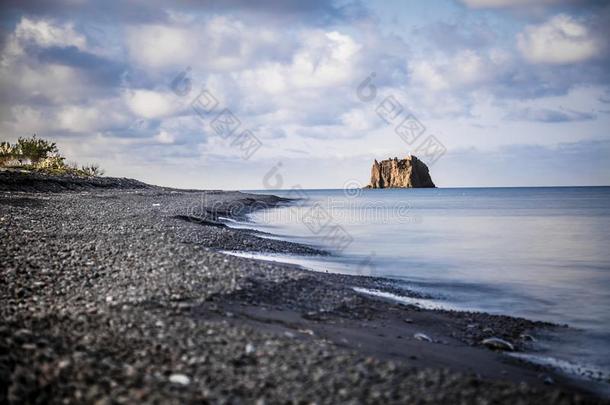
[367,155,435,188]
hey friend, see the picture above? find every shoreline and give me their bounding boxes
[0,172,606,403]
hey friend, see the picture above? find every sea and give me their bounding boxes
[230,187,610,390]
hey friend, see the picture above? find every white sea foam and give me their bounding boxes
[507,352,610,393]
[352,287,457,311]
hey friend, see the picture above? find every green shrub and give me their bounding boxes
[16,135,58,164]
[81,163,105,177]
[67,161,80,170]
[0,135,105,177]
[36,155,66,171]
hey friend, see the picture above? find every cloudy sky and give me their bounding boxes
[1,0,609,189]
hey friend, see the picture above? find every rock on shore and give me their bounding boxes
[0,169,151,193]
[367,155,435,188]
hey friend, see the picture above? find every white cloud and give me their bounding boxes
[233,29,363,105]
[154,130,176,144]
[123,89,179,119]
[240,63,288,95]
[340,108,378,132]
[201,29,365,131]
[126,16,288,71]
[0,17,115,107]
[461,0,562,8]
[3,98,135,136]
[57,105,102,132]
[410,60,449,91]
[409,49,507,92]
[1,17,88,67]
[6,63,87,103]
[2,105,49,135]
[56,100,133,132]
[506,107,596,122]
[15,17,87,49]
[286,30,363,89]
[517,14,599,64]
[125,25,192,69]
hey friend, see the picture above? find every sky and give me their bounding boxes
[0,0,609,189]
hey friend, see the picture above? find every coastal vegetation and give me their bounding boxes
[0,135,104,177]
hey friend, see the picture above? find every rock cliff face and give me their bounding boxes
[367,155,435,188]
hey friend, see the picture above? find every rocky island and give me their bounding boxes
[367,155,435,188]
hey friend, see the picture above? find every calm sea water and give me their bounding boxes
[235,187,610,386]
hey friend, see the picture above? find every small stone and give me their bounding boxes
[543,375,555,385]
[404,318,414,324]
[520,334,536,342]
[58,359,70,369]
[481,337,514,351]
[124,364,136,377]
[413,333,432,342]
[245,343,256,354]
[169,374,190,386]
[15,329,32,338]
[105,296,113,303]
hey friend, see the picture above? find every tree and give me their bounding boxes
[16,134,58,164]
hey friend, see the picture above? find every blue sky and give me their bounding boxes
[1,0,609,188]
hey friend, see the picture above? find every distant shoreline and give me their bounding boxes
[243,184,610,193]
